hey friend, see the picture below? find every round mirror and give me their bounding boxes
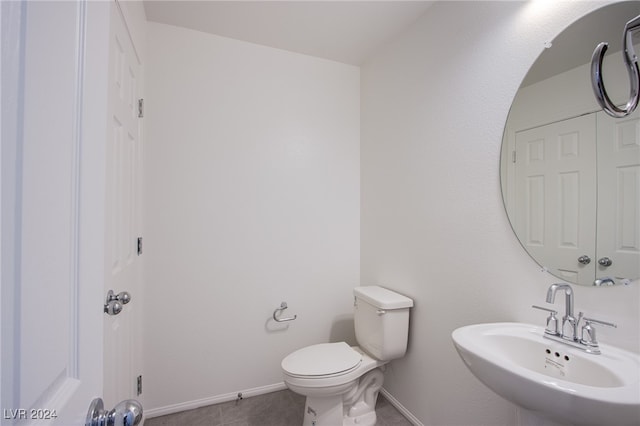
[501,1,640,286]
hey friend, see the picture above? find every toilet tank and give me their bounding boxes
[353,286,413,361]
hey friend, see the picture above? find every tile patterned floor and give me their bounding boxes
[145,389,413,426]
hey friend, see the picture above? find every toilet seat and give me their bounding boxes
[282,342,362,378]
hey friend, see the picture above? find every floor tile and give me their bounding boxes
[375,395,413,426]
[145,389,411,426]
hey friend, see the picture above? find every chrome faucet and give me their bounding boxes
[532,283,617,355]
[546,283,579,340]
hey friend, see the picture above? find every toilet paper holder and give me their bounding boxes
[273,302,297,322]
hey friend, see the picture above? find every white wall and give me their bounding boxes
[143,22,360,412]
[361,2,640,426]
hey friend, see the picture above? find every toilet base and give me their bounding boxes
[302,396,379,426]
[298,368,384,426]
[344,410,377,426]
[303,395,343,426]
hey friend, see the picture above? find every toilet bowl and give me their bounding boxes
[281,286,413,426]
[283,344,386,426]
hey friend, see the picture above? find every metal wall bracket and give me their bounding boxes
[137,98,144,118]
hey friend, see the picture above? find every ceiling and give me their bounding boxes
[143,1,435,65]
[143,1,640,80]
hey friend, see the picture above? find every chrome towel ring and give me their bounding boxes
[591,14,640,118]
[273,301,297,322]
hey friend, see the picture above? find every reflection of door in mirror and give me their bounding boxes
[514,114,597,284]
[501,1,640,286]
[511,109,640,286]
[596,110,640,284]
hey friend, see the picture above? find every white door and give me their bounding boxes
[596,110,640,284]
[103,1,144,409]
[1,1,111,424]
[514,114,597,283]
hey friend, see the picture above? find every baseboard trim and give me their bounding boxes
[380,388,424,426]
[144,382,287,419]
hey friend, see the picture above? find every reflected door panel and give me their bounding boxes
[597,110,640,283]
[515,114,597,283]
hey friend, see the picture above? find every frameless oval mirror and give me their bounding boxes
[501,1,640,286]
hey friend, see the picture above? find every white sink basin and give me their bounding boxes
[452,322,640,426]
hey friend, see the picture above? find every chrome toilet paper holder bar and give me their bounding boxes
[273,302,297,322]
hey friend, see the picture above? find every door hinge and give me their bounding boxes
[512,150,517,163]
[138,98,144,118]
[137,375,142,396]
[137,237,143,256]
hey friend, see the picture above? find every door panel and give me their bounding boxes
[19,1,77,410]
[1,1,109,424]
[597,110,640,283]
[515,114,597,283]
[103,1,143,408]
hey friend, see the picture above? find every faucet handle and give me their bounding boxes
[580,315,617,351]
[532,305,559,335]
[583,316,617,329]
[532,305,556,314]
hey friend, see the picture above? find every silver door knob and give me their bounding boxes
[86,397,143,426]
[104,300,123,316]
[598,257,613,267]
[104,290,132,316]
[578,255,591,265]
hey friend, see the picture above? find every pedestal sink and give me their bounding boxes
[452,322,640,426]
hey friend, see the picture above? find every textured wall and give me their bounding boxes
[361,2,639,425]
[143,22,360,412]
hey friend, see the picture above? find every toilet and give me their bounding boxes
[281,286,413,426]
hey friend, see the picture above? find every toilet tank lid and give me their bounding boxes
[354,286,413,309]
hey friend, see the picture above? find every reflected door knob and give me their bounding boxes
[593,277,616,286]
[598,257,613,267]
[578,255,591,265]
